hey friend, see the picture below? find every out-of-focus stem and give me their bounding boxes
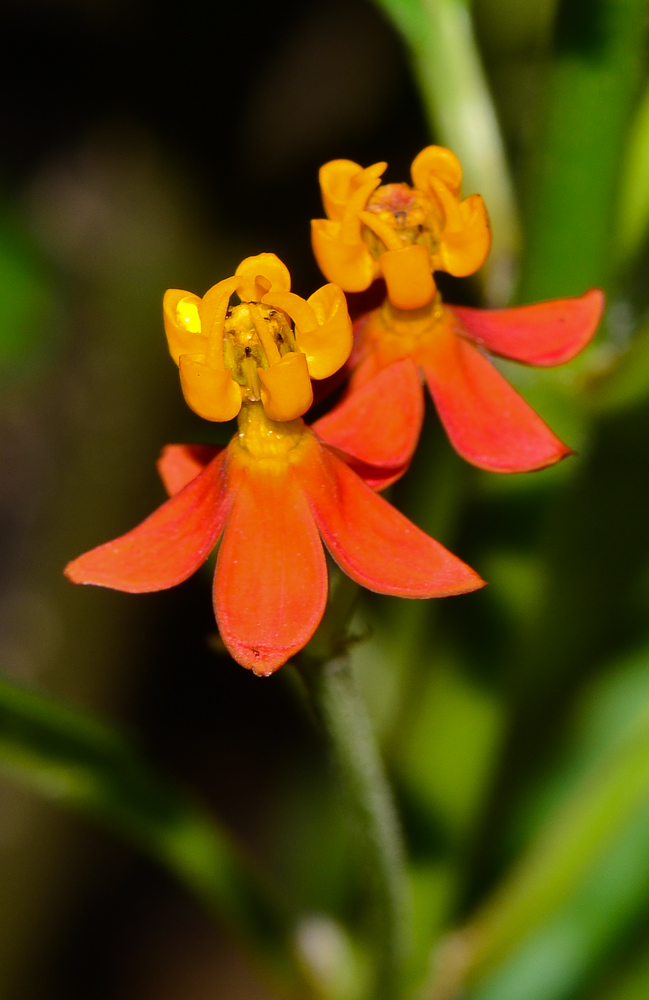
[615,77,649,271]
[372,0,520,304]
[517,0,649,302]
[298,653,410,1000]
[0,676,316,1000]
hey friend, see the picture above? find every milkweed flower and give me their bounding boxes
[311,148,605,475]
[65,253,484,675]
[311,145,491,309]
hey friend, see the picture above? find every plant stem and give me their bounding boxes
[298,651,410,1000]
[517,0,649,301]
[0,676,314,999]
[372,0,519,304]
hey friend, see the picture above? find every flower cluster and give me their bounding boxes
[65,145,604,675]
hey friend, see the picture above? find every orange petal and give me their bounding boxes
[421,323,572,472]
[258,352,314,421]
[163,289,205,363]
[379,246,436,309]
[311,218,378,291]
[301,283,353,379]
[179,355,242,422]
[319,159,364,221]
[313,358,423,472]
[157,444,222,496]
[65,451,231,592]
[296,444,484,598]
[235,253,291,301]
[449,288,605,367]
[436,194,492,277]
[411,145,463,196]
[214,464,327,675]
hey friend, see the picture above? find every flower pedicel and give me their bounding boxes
[65,253,484,675]
[311,146,605,476]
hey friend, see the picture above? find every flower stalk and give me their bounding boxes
[298,577,411,1000]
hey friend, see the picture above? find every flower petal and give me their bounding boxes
[313,358,423,473]
[179,355,242,422]
[65,452,231,592]
[157,444,222,497]
[379,246,437,310]
[214,463,327,675]
[449,288,604,367]
[311,218,378,291]
[296,444,484,598]
[411,145,463,196]
[421,323,571,472]
[258,352,314,421]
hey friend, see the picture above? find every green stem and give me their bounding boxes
[372,0,519,304]
[298,652,410,1000]
[0,676,314,999]
[517,0,649,301]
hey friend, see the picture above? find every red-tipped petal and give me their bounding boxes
[422,325,571,473]
[158,443,222,497]
[449,288,604,367]
[313,358,424,472]
[214,464,327,676]
[296,444,484,598]
[65,452,231,592]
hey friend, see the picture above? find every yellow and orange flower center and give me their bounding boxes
[164,253,353,424]
[359,296,448,372]
[222,302,296,402]
[360,183,445,260]
[230,400,314,473]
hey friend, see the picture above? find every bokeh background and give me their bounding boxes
[2,0,649,998]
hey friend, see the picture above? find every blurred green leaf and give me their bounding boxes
[0,675,314,998]
[466,804,649,1000]
[615,76,649,269]
[371,0,519,302]
[426,645,649,998]
[0,215,55,363]
[596,937,649,1000]
[460,646,649,1000]
[396,657,503,842]
[517,0,649,301]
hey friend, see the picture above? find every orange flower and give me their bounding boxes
[311,146,491,309]
[310,151,605,475]
[164,252,353,422]
[315,291,605,475]
[65,255,484,675]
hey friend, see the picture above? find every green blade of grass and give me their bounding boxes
[0,675,314,998]
[372,0,519,303]
[517,0,649,302]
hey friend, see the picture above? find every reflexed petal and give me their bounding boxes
[157,444,222,496]
[301,283,354,379]
[296,444,484,598]
[436,193,491,277]
[311,218,378,291]
[422,323,571,472]
[449,288,605,367]
[411,145,462,196]
[65,451,231,592]
[319,159,365,221]
[179,355,242,422]
[214,464,327,675]
[379,246,436,310]
[334,455,411,491]
[235,253,291,300]
[258,352,314,421]
[163,289,205,363]
[313,358,423,473]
